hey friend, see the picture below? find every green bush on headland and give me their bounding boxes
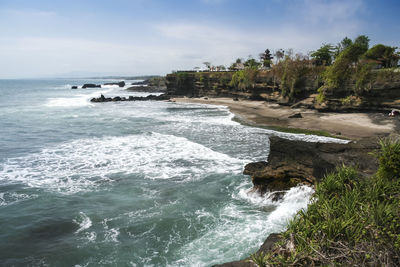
[229,67,258,91]
[252,138,400,266]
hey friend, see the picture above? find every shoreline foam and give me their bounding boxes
[172,97,399,141]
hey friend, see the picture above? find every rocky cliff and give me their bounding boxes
[166,70,400,111]
[243,136,379,195]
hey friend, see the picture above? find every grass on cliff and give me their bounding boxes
[251,138,400,266]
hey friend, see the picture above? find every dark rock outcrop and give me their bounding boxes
[243,136,379,194]
[104,81,125,87]
[90,94,170,103]
[127,77,167,92]
[212,260,254,267]
[71,86,78,89]
[256,233,281,255]
[126,85,167,93]
[82,83,101,88]
[212,233,282,267]
[288,112,302,118]
[131,80,147,85]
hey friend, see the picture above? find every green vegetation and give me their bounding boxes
[310,44,335,66]
[277,56,312,98]
[259,49,274,68]
[147,76,166,87]
[364,44,399,68]
[317,36,399,100]
[334,36,353,58]
[251,138,400,266]
[229,67,258,90]
[244,58,262,69]
[375,138,400,179]
[322,42,367,90]
[354,63,373,94]
[273,54,324,100]
[171,35,399,104]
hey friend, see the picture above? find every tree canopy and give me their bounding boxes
[259,49,274,68]
[244,58,262,68]
[311,44,335,66]
[364,44,399,68]
[353,35,370,53]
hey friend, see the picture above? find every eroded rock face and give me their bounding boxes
[244,136,379,194]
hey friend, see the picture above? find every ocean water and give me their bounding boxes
[0,79,343,266]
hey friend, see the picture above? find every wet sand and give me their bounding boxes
[172,97,399,140]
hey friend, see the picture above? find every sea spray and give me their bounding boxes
[0,79,344,266]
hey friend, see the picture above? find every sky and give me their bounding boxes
[0,0,399,78]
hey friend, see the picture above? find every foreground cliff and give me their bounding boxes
[214,135,399,266]
[243,136,379,194]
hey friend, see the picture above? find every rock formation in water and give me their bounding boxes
[82,83,101,88]
[104,81,125,87]
[90,94,170,103]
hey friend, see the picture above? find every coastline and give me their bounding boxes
[173,96,400,266]
[172,97,399,141]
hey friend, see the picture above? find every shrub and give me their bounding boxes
[322,44,367,94]
[375,138,400,180]
[364,44,399,68]
[354,63,373,95]
[229,68,258,91]
[252,139,400,266]
[273,57,320,99]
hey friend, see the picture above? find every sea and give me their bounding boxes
[0,79,345,266]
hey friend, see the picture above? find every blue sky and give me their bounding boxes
[0,0,399,78]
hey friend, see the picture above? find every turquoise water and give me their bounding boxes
[0,79,337,266]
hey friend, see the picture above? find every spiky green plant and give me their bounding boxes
[254,138,400,266]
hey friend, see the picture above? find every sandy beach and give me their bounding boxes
[172,97,400,140]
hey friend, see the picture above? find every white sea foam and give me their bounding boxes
[104,228,120,243]
[267,185,314,227]
[85,231,97,242]
[100,84,120,88]
[45,88,114,108]
[271,131,350,144]
[173,103,348,144]
[175,185,314,266]
[167,103,240,126]
[0,132,244,194]
[0,192,37,206]
[73,212,92,233]
[54,84,72,90]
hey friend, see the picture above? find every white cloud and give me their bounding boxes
[0,1,368,78]
[0,37,172,78]
[154,19,359,63]
[301,0,364,24]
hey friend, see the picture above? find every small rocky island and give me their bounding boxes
[90,94,170,102]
